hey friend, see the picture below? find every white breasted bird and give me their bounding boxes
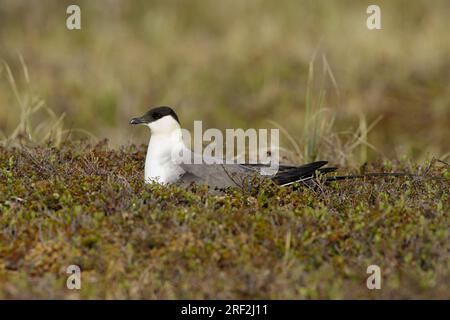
[129,106,340,189]
[130,106,414,190]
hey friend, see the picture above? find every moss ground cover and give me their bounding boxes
[0,141,448,299]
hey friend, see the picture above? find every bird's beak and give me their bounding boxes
[130,117,146,125]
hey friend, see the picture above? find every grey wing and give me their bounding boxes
[176,149,335,188]
[243,161,336,186]
[178,162,254,189]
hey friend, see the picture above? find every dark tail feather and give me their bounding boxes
[275,161,337,186]
[325,172,417,182]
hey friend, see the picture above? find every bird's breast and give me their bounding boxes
[144,136,185,184]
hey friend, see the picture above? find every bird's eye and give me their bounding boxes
[153,113,161,120]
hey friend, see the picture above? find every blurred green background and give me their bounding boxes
[0,0,449,161]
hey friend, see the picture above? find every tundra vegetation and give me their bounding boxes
[0,1,449,298]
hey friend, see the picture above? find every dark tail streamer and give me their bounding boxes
[325,172,444,182]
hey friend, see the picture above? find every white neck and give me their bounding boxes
[144,116,186,184]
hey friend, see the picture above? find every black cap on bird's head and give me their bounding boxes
[130,106,180,125]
